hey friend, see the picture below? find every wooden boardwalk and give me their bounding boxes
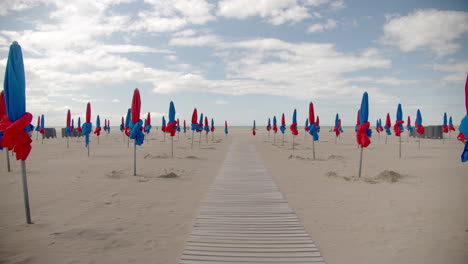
[179,139,325,264]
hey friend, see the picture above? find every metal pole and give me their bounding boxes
[312,138,316,160]
[385,134,387,144]
[171,136,174,158]
[133,143,136,176]
[292,135,295,155]
[87,144,90,157]
[36,131,38,140]
[191,130,195,148]
[399,135,401,159]
[206,132,208,143]
[418,138,421,150]
[358,147,363,178]
[97,136,99,144]
[127,136,129,148]
[282,134,284,146]
[199,131,202,147]
[21,160,32,224]
[67,136,69,148]
[335,136,337,144]
[274,133,276,145]
[163,133,166,142]
[6,150,11,172]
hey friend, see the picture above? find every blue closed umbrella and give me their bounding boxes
[357,92,370,177]
[2,41,33,224]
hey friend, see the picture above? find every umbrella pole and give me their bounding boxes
[6,150,11,172]
[164,133,166,142]
[418,138,421,150]
[358,147,363,178]
[335,136,337,144]
[206,133,208,143]
[87,144,90,157]
[97,136,99,144]
[171,136,174,158]
[292,135,295,155]
[67,136,69,148]
[274,133,276,145]
[385,134,388,144]
[268,131,270,141]
[399,135,402,159]
[191,130,195,148]
[36,131,38,140]
[212,132,214,142]
[312,138,316,160]
[133,143,137,176]
[20,160,32,224]
[127,136,129,148]
[282,134,284,146]
[123,132,125,144]
[178,131,180,142]
[42,135,43,144]
[199,132,202,147]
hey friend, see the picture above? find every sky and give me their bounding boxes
[0,0,467,127]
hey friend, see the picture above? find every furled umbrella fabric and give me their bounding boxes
[407,116,413,133]
[166,101,177,137]
[40,114,45,135]
[71,119,74,133]
[145,112,152,134]
[224,120,228,134]
[304,118,309,132]
[204,116,209,134]
[35,115,40,133]
[176,118,181,133]
[77,117,82,133]
[333,114,341,137]
[290,109,298,135]
[252,120,256,136]
[191,108,198,131]
[198,113,204,132]
[355,110,360,132]
[183,120,187,134]
[308,102,319,141]
[384,113,392,135]
[130,89,144,145]
[356,92,371,148]
[94,115,101,136]
[394,104,404,136]
[107,120,110,134]
[66,110,72,136]
[82,103,92,147]
[415,109,425,135]
[280,113,286,134]
[338,119,343,133]
[161,116,167,133]
[210,118,214,132]
[316,116,320,132]
[124,108,131,137]
[120,117,124,132]
[443,113,448,133]
[267,118,272,131]
[449,116,455,131]
[457,74,468,162]
[272,116,278,133]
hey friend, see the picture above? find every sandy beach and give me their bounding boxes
[0,128,467,264]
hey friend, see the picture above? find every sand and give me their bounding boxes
[0,131,229,264]
[0,128,467,264]
[255,128,468,264]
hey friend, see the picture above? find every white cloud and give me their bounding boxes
[215,100,228,105]
[0,0,38,16]
[111,98,120,103]
[217,0,312,25]
[308,19,337,33]
[430,61,468,82]
[381,9,468,56]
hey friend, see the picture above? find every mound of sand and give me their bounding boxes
[184,155,200,160]
[158,172,179,178]
[375,170,403,183]
[144,153,170,159]
[328,154,344,160]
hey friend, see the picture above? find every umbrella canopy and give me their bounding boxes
[449,116,455,131]
[124,108,131,136]
[316,116,320,132]
[129,89,144,145]
[394,104,404,136]
[252,120,256,136]
[0,91,5,121]
[40,114,45,133]
[210,118,214,132]
[204,116,209,134]
[82,102,92,147]
[355,110,360,132]
[384,113,392,135]
[308,102,319,140]
[107,120,110,133]
[406,116,413,133]
[71,119,74,132]
[356,92,371,148]
[457,74,468,162]
[183,120,187,133]
[415,109,425,135]
[165,101,177,136]
[443,112,448,133]
[35,115,40,132]
[305,118,309,132]
[338,119,343,133]
[176,118,181,132]
[65,110,71,135]
[224,120,228,134]
[267,118,271,131]
[145,112,152,134]
[333,113,341,136]
[198,113,204,132]
[290,109,298,135]
[280,113,286,134]
[77,117,82,133]
[272,116,278,133]
[161,116,167,132]
[120,116,124,132]
[191,108,198,131]
[0,42,33,160]
[94,115,102,136]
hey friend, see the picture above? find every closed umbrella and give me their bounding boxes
[0,91,10,171]
[280,113,286,145]
[290,109,298,154]
[125,108,131,147]
[384,113,391,144]
[210,118,215,141]
[129,88,145,175]
[161,116,166,142]
[176,118,181,141]
[0,41,34,223]
[333,113,340,144]
[66,109,71,148]
[190,108,197,148]
[77,117,82,133]
[272,116,277,144]
[198,113,203,146]
[204,116,209,143]
[267,118,272,140]
[407,116,413,142]
[40,114,45,144]
[34,114,40,140]
[94,115,101,144]
[146,112,152,134]
[415,109,425,149]
[449,116,455,132]
[224,120,228,137]
[165,101,177,157]
[356,92,371,178]
[394,104,404,158]
[252,120,256,136]
[308,102,319,159]
[457,74,468,162]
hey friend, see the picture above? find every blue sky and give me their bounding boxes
[1,0,467,126]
